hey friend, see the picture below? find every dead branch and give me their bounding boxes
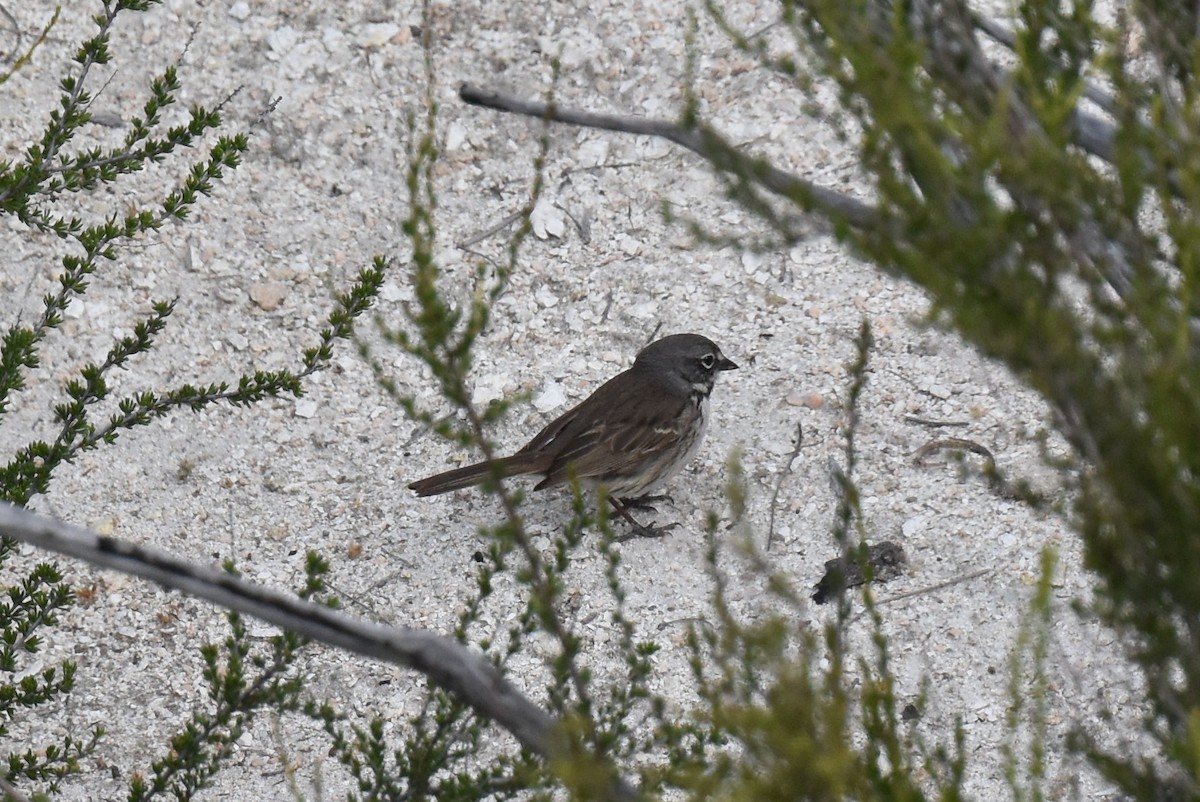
[0,503,641,802]
[459,83,879,231]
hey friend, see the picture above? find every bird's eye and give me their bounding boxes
[700,354,716,370]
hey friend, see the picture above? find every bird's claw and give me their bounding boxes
[618,494,675,514]
[615,520,681,541]
[608,496,681,540]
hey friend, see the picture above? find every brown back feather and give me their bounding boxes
[524,370,693,489]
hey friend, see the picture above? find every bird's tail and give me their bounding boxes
[407,452,545,497]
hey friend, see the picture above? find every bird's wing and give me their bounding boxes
[534,378,692,488]
[515,370,631,458]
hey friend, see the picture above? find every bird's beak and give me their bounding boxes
[718,355,739,371]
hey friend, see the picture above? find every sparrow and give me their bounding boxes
[408,333,738,536]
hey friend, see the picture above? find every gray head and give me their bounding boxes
[632,333,738,397]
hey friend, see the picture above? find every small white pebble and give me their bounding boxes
[534,285,559,308]
[445,121,467,151]
[294,398,318,419]
[470,373,507,406]
[267,26,298,56]
[249,281,288,311]
[530,198,565,239]
[90,515,117,536]
[741,250,764,274]
[627,300,657,319]
[534,382,566,413]
[358,22,400,48]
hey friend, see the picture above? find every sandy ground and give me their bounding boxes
[1,1,1143,799]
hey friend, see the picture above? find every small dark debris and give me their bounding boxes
[811,540,907,604]
[901,703,921,722]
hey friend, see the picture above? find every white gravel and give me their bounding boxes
[1,1,1142,799]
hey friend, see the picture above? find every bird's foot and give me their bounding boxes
[614,519,681,541]
[608,496,680,540]
[617,493,675,514]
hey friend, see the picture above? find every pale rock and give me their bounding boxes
[132,268,156,289]
[322,26,345,50]
[445,121,467,151]
[359,22,400,48]
[534,382,566,413]
[267,26,298,57]
[294,398,318,419]
[249,281,288,311]
[379,281,410,302]
[627,300,658,320]
[217,286,242,304]
[248,622,278,638]
[90,515,118,536]
[183,239,203,272]
[555,30,601,69]
[530,198,566,239]
[642,139,671,160]
[742,250,764,274]
[471,373,507,406]
[577,138,609,167]
[534,285,559,308]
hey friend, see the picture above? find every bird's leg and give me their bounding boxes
[616,493,675,514]
[608,496,680,540]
